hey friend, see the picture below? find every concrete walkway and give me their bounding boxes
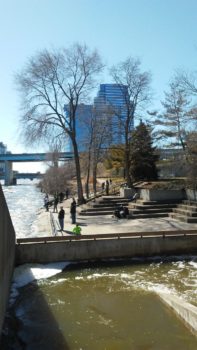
[35,197,197,237]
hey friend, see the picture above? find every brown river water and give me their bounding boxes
[2,257,197,350]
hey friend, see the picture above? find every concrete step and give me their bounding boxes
[176,204,197,212]
[137,199,182,205]
[130,203,178,210]
[80,210,113,216]
[169,213,197,223]
[173,208,197,217]
[131,208,173,215]
[132,213,168,219]
[82,207,118,212]
[92,202,129,209]
[183,200,197,207]
[99,196,129,203]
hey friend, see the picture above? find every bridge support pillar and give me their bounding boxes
[5,161,14,186]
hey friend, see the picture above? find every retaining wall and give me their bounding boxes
[0,184,15,334]
[16,234,197,265]
[186,189,197,202]
[140,189,185,201]
[158,293,197,336]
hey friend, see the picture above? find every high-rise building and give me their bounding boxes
[94,84,132,144]
[63,104,93,151]
[0,142,8,174]
[63,84,133,151]
[0,142,7,154]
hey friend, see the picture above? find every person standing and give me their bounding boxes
[53,196,59,213]
[65,188,69,199]
[70,198,77,224]
[106,180,109,195]
[58,206,65,231]
[44,194,49,212]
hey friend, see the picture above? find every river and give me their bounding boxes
[1,182,197,349]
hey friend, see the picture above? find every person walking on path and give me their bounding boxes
[70,198,77,224]
[58,206,65,231]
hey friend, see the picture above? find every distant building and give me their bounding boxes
[0,142,7,154]
[0,142,8,174]
[94,84,132,144]
[63,84,132,151]
[63,104,93,151]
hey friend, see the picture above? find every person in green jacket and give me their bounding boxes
[72,224,82,235]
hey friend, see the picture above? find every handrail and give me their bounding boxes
[16,229,197,244]
[50,212,58,236]
[83,182,123,204]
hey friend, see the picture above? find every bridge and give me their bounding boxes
[0,152,74,185]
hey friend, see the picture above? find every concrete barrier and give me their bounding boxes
[158,293,197,336]
[140,189,185,201]
[0,184,16,335]
[16,234,197,265]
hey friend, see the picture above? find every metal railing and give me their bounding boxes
[49,212,58,236]
[16,229,197,244]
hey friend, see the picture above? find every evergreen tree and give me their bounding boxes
[129,121,158,181]
[153,81,192,151]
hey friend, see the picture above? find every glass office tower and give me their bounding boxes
[63,104,93,151]
[94,84,132,144]
[63,83,133,150]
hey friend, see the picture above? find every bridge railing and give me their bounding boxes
[16,229,197,244]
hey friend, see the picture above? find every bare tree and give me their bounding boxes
[39,166,68,196]
[79,105,110,198]
[110,57,152,187]
[15,43,103,204]
[91,109,110,195]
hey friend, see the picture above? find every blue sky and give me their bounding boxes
[0,0,197,171]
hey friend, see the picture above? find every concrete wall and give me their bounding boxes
[158,293,197,336]
[0,184,15,335]
[186,189,197,202]
[16,235,197,265]
[140,189,185,201]
[120,188,135,198]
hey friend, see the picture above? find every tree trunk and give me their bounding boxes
[86,168,90,199]
[85,144,92,199]
[72,138,85,204]
[124,123,132,187]
[124,146,132,187]
[92,165,97,196]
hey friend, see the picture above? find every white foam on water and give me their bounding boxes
[189,261,197,268]
[9,261,70,305]
[3,182,45,238]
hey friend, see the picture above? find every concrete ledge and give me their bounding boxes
[158,293,197,336]
[140,189,185,201]
[16,234,197,265]
[16,230,197,244]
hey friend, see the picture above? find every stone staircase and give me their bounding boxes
[80,196,130,216]
[129,199,182,219]
[169,200,197,223]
